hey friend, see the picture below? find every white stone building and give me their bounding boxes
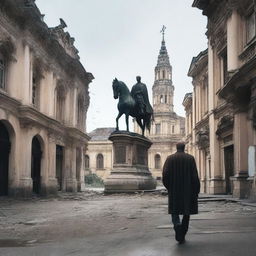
[85,128,114,181]
[0,0,93,196]
[183,0,256,199]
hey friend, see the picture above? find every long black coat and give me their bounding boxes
[162,151,200,215]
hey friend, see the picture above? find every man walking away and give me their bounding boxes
[162,142,200,244]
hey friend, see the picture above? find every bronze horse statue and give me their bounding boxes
[112,78,153,136]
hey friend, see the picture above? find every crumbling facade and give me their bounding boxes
[184,0,256,199]
[0,0,93,196]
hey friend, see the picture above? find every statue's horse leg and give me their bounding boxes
[142,121,145,136]
[136,117,143,135]
[116,112,123,131]
[141,118,146,136]
[125,113,129,132]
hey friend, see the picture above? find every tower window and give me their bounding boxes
[172,125,175,133]
[160,95,164,103]
[156,124,161,134]
[165,95,167,103]
[162,70,165,79]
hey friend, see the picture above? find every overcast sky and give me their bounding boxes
[36,0,207,132]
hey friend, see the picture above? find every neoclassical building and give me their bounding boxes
[85,128,114,180]
[184,0,256,199]
[0,0,93,196]
[134,32,185,179]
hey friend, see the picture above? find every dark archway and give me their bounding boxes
[224,145,234,194]
[31,136,42,194]
[56,145,64,191]
[0,121,11,196]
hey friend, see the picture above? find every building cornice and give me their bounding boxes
[0,0,94,85]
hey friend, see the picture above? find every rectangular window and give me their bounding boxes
[32,77,36,105]
[220,50,228,86]
[155,124,161,135]
[172,125,175,134]
[247,12,256,43]
[0,56,5,89]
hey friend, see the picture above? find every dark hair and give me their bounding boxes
[176,142,185,152]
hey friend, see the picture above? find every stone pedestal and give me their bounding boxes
[104,131,156,193]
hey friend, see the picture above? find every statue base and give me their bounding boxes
[104,131,156,193]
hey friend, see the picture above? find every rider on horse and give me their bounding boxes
[131,76,153,117]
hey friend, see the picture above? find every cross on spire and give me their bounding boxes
[160,25,166,40]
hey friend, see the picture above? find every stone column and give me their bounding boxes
[192,90,196,157]
[208,43,224,194]
[248,83,256,200]
[18,127,33,196]
[45,139,58,195]
[80,146,86,191]
[232,112,249,198]
[64,145,77,192]
[21,44,31,105]
[227,10,239,72]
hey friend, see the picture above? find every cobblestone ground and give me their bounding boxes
[0,192,256,256]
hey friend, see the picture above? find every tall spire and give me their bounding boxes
[160,25,166,41]
[153,26,174,113]
[157,25,170,66]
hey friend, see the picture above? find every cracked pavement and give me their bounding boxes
[0,192,256,256]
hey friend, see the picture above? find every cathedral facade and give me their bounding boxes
[134,33,185,179]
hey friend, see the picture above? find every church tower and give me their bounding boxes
[135,26,185,180]
[153,26,175,113]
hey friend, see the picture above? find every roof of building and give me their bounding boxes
[1,0,94,84]
[188,49,208,77]
[89,128,116,141]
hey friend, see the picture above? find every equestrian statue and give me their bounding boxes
[112,76,153,136]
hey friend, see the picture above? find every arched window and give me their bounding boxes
[84,155,90,169]
[160,95,164,103]
[155,154,161,169]
[96,154,104,169]
[0,52,5,90]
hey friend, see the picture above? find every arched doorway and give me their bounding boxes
[31,136,42,194]
[0,121,11,196]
